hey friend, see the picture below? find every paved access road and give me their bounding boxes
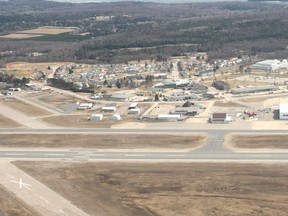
[0,128,287,161]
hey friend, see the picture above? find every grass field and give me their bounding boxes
[14,161,288,216]
[0,98,51,117]
[0,114,22,128]
[227,134,288,149]
[1,62,70,78]
[36,92,84,111]
[214,101,247,108]
[41,115,121,128]
[0,134,205,149]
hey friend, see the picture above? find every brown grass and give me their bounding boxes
[37,93,84,110]
[1,62,72,78]
[214,101,247,107]
[239,96,280,103]
[0,98,51,117]
[14,161,288,216]
[228,134,288,149]
[41,115,121,128]
[0,114,22,128]
[0,184,39,216]
[0,134,205,149]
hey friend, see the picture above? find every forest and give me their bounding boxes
[0,0,288,66]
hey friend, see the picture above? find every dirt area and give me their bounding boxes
[214,101,246,107]
[0,98,51,117]
[14,162,288,216]
[0,184,39,216]
[227,134,288,149]
[0,134,204,149]
[0,114,22,128]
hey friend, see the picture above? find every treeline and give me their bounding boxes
[0,72,29,87]
[47,78,93,93]
[1,1,288,64]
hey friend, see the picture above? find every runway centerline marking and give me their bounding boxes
[125,154,147,157]
[166,155,186,157]
[44,153,65,156]
[91,154,106,157]
[40,196,49,203]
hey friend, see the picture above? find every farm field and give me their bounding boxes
[17,26,77,35]
[0,33,43,39]
[0,184,39,216]
[226,134,288,149]
[14,162,288,216]
[0,26,77,40]
[0,98,51,117]
[0,134,205,149]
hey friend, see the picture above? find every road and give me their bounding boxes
[0,128,287,161]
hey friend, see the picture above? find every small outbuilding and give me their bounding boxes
[78,103,93,110]
[89,114,103,121]
[102,106,117,112]
[111,114,122,121]
[128,108,141,115]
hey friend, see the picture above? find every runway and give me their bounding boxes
[0,128,287,161]
[0,150,288,161]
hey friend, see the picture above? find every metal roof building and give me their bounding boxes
[279,104,288,120]
[231,85,278,94]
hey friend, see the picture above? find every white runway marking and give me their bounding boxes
[11,178,31,189]
[5,153,26,156]
[166,155,186,157]
[92,154,106,157]
[125,154,147,157]
[59,209,67,215]
[40,196,49,203]
[44,153,65,156]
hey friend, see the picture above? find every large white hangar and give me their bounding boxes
[279,104,288,120]
[251,59,288,71]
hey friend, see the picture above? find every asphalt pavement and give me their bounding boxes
[0,128,287,161]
